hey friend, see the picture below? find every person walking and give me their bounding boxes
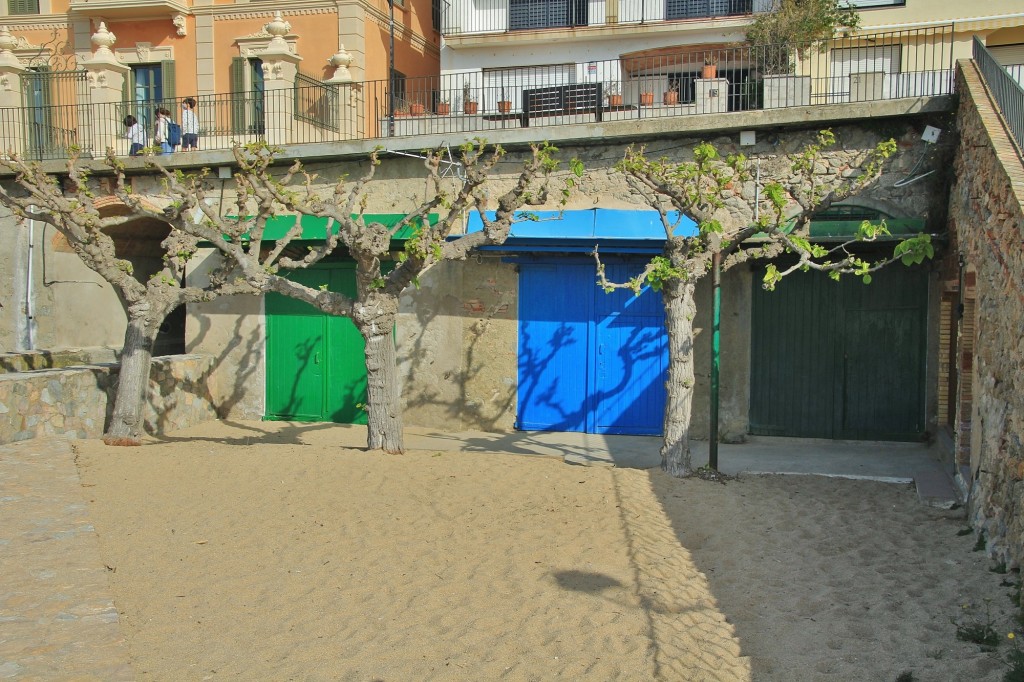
[153,107,173,155]
[180,97,199,151]
[123,115,146,156]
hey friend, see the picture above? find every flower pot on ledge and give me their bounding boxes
[498,100,512,114]
[639,92,654,106]
[409,102,425,116]
[464,101,479,115]
[607,94,623,107]
[663,90,680,105]
[702,64,718,79]
[437,102,451,115]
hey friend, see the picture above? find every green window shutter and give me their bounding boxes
[8,0,40,15]
[123,68,135,106]
[230,57,246,134]
[160,60,176,108]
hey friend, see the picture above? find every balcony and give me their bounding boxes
[67,0,189,19]
[0,27,955,162]
[443,0,757,38]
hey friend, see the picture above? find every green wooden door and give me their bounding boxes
[265,264,367,424]
[750,265,927,441]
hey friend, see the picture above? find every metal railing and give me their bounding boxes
[295,71,341,133]
[0,27,954,161]
[368,26,952,137]
[442,0,756,37]
[973,37,1024,151]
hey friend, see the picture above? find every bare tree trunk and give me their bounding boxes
[660,279,697,477]
[360,308,404,454]
[104,312,159,446]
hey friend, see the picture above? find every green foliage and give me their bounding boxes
[645,256,686,292]
[746,0,860,74]
[894,234,934,265]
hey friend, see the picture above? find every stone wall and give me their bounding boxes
[0,354,218,444]
[949,61,1024,568]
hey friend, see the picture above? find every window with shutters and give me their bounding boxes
[229,57,265,135]
[509,0,587,31]
[8,0,40,14]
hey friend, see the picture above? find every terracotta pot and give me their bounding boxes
[409,102,425,116]
[464,101,479,115]
[639,92,654,107]
[437,102,451,115]
[702,64,718,79]
[498,100,512,114]
[663,91,679,105]
[606,94,623,107]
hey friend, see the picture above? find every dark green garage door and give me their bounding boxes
[750,265,928,441]
[265,263,367,424]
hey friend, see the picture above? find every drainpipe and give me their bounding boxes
[388,0,395,137]
[709,251,720,471]
[24,206,35,350]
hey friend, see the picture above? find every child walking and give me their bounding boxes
[180,97,199,151]
[123,115,146,156]
[153,107,173,154]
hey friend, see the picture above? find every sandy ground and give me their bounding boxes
[74,421,1021,681]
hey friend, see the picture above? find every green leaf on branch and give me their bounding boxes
[893,234,934,266]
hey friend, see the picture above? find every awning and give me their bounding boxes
[222,213,438,242]
[466,209,698,240]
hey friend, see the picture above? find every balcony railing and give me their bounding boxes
[0,27,954,162]
[972,37,1024,150]
[443,0,757,37]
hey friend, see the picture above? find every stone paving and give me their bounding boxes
[0,438,134,680]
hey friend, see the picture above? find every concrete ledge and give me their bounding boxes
[0,354,218,444]
[17,95,957,177]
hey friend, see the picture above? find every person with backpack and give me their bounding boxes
[180,97,198,151]
[153,107,173,154]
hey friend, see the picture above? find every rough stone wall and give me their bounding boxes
[0,354,217,444]
[949,62,1024,568]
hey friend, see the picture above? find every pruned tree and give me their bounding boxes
[0,152,256,445]
[140,140,578,453]
[595,130,934,477]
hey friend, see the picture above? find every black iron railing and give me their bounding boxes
[973,37,1024,150]
[0,27,954,160]
[443,0,754,36]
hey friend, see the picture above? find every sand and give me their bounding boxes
[74,421,1020,681]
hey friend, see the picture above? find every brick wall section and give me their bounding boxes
[0,354,218,444]
[950,60,1024,568]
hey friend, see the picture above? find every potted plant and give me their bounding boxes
[462,81,479,115]
[605,82,623,107]
[409,101,426,116]
[663,82,680,106]
[639,89,654,107]
[497,87,512,114]
[436,97,451,115]
[702,54,718,80]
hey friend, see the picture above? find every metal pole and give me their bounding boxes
[388,0,395,137]
[709,251,721,471]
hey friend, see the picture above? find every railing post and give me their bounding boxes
[257,12,302,147]
[80,22,131,158]
[0,26,27,158]
[325,45,361,139]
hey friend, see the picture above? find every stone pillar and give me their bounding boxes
[0,26,27,158]
[695,77,728,115]
[80,23,131,157]
[325,46,361,140]
[257,12,302,147]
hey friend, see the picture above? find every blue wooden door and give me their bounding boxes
[516,259,666,435]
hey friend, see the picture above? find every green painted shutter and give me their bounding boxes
[123,68,135,107]
[8,0,40,15]
[230,57,246,134]
[160,60,176,108]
